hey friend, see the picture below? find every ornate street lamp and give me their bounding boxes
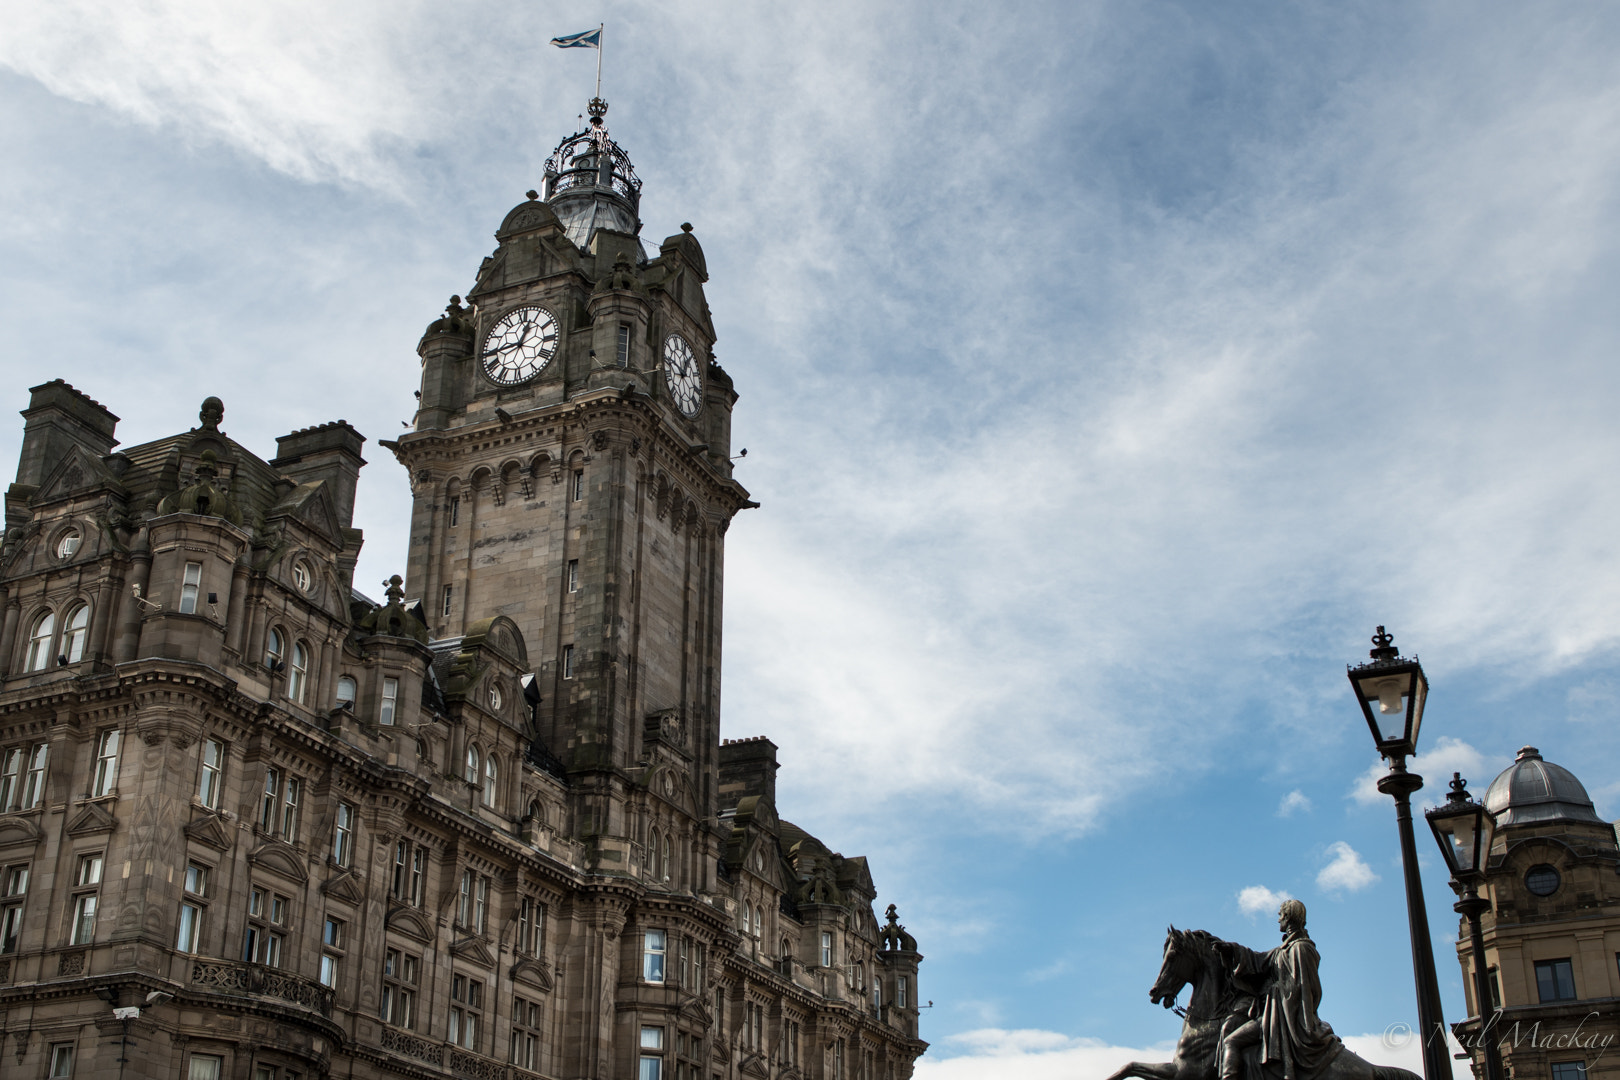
[1348,627,1449,1080]
[1426,774,1504,1080]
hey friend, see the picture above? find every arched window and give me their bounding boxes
[482,754,499,808]
[62,603,90,664]
[737,899,749,934]
[464,745,480,786]
[25,611,54,672]
[288,641,309,704]
[527,800,542,823]
[650,828,662,878]
[663,833,672,883]
[335,675,356,709]
[265,627,284,670]
[752,904,762,938]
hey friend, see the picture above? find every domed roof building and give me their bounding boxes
[1450,747,1620,1080]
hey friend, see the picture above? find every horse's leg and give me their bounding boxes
[1104,1061,1184,1080]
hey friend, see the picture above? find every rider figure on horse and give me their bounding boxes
[1217,899,1344,1080]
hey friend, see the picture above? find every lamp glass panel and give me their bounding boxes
[1445,814,1479,874]
[1359,672,1412,742]
[1408,672,1427,754]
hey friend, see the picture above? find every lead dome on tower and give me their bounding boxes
[1483,745,1605,826]
[542,97,642,250]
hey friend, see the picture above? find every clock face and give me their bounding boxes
[481,305,559,386]
[663,334,702,418]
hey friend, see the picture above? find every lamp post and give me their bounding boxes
[1426,773,1504,1080]
[1348,627,1449,1080]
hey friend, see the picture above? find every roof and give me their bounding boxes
[1483,746,1605,827]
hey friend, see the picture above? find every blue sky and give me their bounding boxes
[5,2,1620,1076]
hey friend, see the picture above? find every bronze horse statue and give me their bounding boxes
[1101,927,1422,1080]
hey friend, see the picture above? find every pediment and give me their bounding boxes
[678,997,712,1027]
[34,446,117,504]
[66,801,118,837]
[741,1053,770,1078]
[183,810,233,851]
[385,904,435,944]
[320,868,365,905]
[268,482,341,543]
[450,936,496,967]
[0,814,43,849]
[510,956,554,992]
[247,838,309,883]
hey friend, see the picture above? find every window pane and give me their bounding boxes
[188,1054,223,1080]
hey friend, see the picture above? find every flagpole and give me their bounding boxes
[595,24,604,100]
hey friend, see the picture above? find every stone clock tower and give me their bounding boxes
[389,99,753,814]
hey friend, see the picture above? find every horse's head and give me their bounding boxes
[1150,925,1197,1009]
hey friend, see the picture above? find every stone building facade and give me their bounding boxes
[0,102,925,1080]
[1450,747,1619,1080]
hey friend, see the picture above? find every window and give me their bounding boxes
[563,644,575,679]
[410,846,425,905]
[663,834,672,883]
[474,874,490,934]
[822,931,833,967]
[1,864,29,953]
[265,627,284,670]
[640,1026,665,1080]
[92,728,120,797]
[482,754,498,808]
[462,745,480,785]
[21,744,47,809]
[319,917,344,987]
[1536,958,1578,1002]
[1526,865,1562,897]
[56,530,81,559]
[617,323,631,366]
[679,934,691,987]
[260,768,280,831]
[288,641,309,704]
[873,977,882,1010]
[381,948,420,1028]
[336,676,356,709]
[512,997,543,1068]
[393,841,426,905]
[899,974,909,1008]
[62,603,89,663]
[243,887,289,966]
[332,802,354,866]
[188,1054,223,1080]
[786,1020,802,1067]
[292,561,311,592]
[197,739,224,808]
[1489,966,1500,1010]
[568,559,579,592]
[70,852,102,944]
[1551,1064,1587,1080]
[449,495,460,527]
[281,776,302,839]
[517,897,545,955]
[179,562,202,614]
[458,869,473,926]
[25,611,54,671]
[449,974,484,1050]
[380,676,399,725]
[572,469,584,501]
[49,1043,74,1078]
[177,862,208,953]
[442,584,454,617]
[0,749,18,810]
[644,928,667,982]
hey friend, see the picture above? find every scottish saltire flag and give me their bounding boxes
[551,28,601,49]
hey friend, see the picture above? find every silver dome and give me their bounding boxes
[1482,746,1604,827]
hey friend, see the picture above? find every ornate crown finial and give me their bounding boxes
[384,574,405,603]
[587,97,608,123]
[1368,625,1398,662]
[1446,772,1473,804]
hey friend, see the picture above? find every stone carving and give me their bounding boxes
[592,430,608,451]
[381,1025,444,1065]
[57,950,85,976]
[1105,904,1420,1080]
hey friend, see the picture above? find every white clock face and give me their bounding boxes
[663,334,702,418]
[481,305,559,386]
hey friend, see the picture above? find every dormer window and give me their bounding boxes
[292,561,312,593]
[336,676,356,710]
[56,530,80,559]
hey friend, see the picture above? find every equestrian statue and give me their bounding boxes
[1103,899,1420,1080]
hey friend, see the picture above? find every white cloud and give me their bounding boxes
[1278,789,1312,817]
[1317,842,1379,893]
[1238,885,1294,918]
[915,1028,1470,1080]
[1351,737,1492,808]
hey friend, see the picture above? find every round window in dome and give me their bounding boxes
[1525,865,1561,897]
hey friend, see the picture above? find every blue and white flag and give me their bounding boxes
[551,28,601,49]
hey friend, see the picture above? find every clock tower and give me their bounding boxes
[389,98,753,817]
